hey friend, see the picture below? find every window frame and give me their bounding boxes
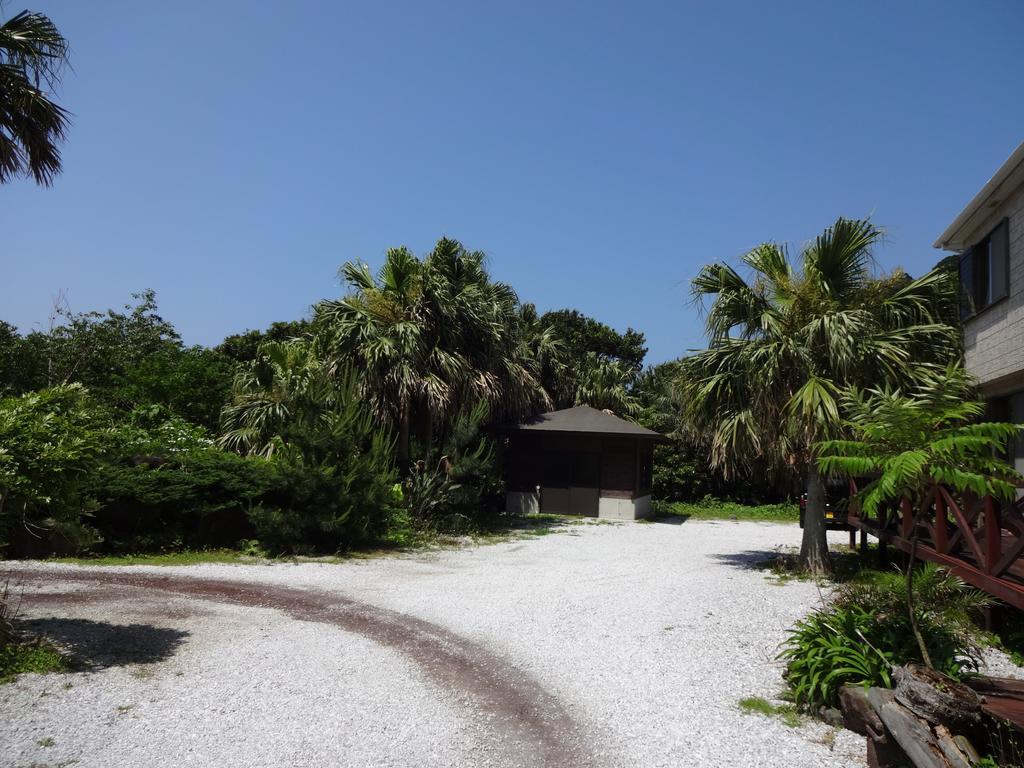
[959,217,1010,320]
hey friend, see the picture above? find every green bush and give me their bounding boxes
[86,448,276,553]
[248,407,400,555]
[0,385,110,556]
[779,563,990,709]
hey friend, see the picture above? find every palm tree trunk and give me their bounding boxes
[800,463,832,576]
[398,409,411,469]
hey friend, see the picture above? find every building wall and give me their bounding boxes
[597,494,652,521]
[963,183,1024,394]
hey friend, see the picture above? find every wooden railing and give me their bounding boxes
[848,483,1024,609]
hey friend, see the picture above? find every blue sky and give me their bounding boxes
[3,1,1022,364]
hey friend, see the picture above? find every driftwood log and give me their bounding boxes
[893,665,981,729]
[841,666,985,768]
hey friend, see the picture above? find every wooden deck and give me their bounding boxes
[848,484,1024,610]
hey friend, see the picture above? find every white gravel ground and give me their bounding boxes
[2,519,1019,768]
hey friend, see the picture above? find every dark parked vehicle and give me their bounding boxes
[799,478,853,529]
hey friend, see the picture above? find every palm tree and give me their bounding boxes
[219,338,334,457]
[574,353,641,416]
[679,217,957,574]
[0,10,70,186]
[316,238,549,464]
[316,247,426,463]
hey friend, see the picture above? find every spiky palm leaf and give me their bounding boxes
[0,10,70,185]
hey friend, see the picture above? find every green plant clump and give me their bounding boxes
[654,497,798,522]
[779,563,990,709]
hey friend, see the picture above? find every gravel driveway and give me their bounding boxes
[0,520,918,767]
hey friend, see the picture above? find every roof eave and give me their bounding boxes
[933,141,1024,252]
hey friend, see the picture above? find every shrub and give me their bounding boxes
[86,448,275,553]
[0,385,110,556]
[780,563,990,709]
[249,408,400,555]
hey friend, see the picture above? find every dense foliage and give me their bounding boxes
[0,385,108,555]
[0,225,967,559]
[780,564,990,709]
[537,309,646,412]
[0,292,235,431]
[0,237,664,557]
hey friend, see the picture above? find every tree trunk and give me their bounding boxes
[906,532,933,669]
[800,463,832,576]
[398,409,411,470]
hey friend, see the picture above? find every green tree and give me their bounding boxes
[316,238,549,463]
[2,292,235,428]
[680,217,957,574]
[816,367,1022,516]
[573,352,640,416]
[539,309,646,409]
[0,385,108,555]
[816,366,1020,666]
[219,338,337,458]
[115,346,235,431]
[217,320,312,364]
[0,9,70,185]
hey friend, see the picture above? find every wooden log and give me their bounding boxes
[933,725,972,768]
[868,688,951,768]
[840,684,884,737]
[962,675,1024,698]
[893,665,981,728]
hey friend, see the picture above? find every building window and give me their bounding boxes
[959,218,1009,319]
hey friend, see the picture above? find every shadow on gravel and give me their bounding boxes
[646,515,689,525]
[710,549,783,570]
[18,617,189,669]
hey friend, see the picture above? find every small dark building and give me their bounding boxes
[501,406,664,520]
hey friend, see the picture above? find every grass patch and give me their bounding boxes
[653,498,798,523]
[738,696,801,727]
[0,640,69,684]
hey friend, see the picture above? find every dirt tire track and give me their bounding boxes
[9,567,594,768]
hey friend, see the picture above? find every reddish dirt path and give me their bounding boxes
[10,568,594,768]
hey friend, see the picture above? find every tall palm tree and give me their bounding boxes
[0,10,70,186]
[679,217,958,574]
[316,238,549,464]
[316,246,426,462]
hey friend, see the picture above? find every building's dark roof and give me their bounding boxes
[504,406,664,439]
